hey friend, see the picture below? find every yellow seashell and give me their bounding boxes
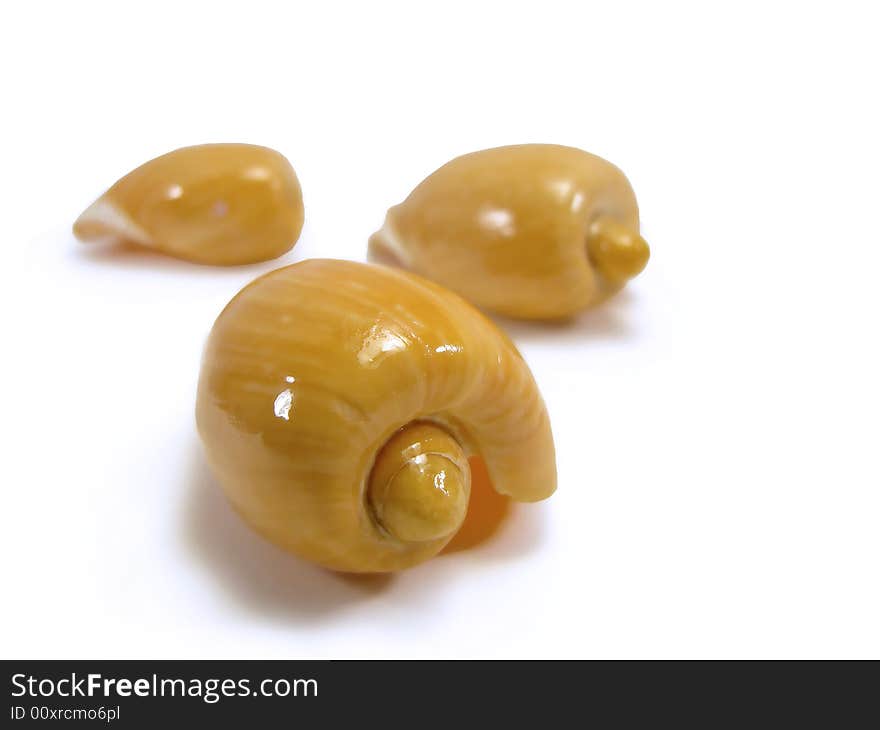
[196,259,556,572]
[369,144,649,320]
[74,144,304,265]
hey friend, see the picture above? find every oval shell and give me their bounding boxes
[196,259,556,572]
[74,143,304,265]
[369,144,649,319]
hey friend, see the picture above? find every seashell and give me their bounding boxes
[196,259,556,572]
[369,144,650,320]
[74,144,304,265]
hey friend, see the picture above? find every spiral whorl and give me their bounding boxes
[587,216,650,284]
[368,422,471,543]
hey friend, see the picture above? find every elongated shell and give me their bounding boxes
[74,143,304,265]
[196,259,556,572]
[369,144,650,320]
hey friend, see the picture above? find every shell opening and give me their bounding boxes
[367,422,471,544]
[586,216,650,284]
[73,198,153,248]
[367,215,412,270]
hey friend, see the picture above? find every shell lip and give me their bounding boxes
[73,197,153,248]
[367,214,414,271]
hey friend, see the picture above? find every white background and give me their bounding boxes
[2,1,878,659]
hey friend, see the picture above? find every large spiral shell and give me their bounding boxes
[196,259,556,572]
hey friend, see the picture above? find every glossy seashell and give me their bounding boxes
[369,144,650,320]
[196,259,556,572]
[74,144,304,265]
